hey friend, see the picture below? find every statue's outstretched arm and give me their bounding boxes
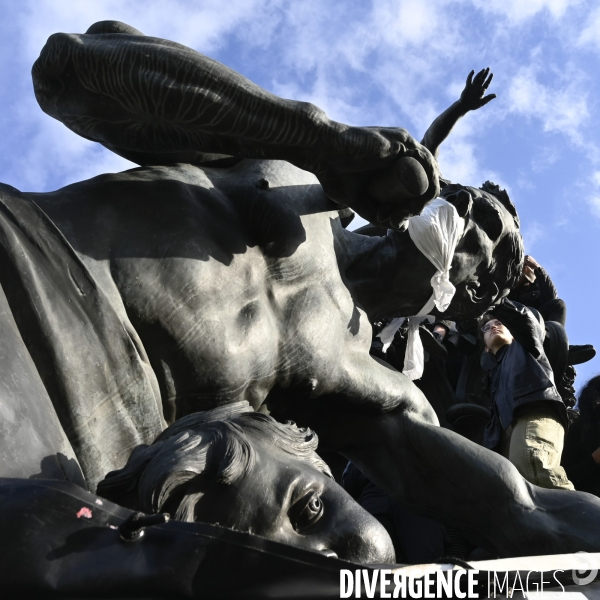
[32,21,439,228]
[343,409,600,558]
[269,348,600,558]
[421,68,496,159]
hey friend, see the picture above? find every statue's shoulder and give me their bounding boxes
[42,164,215,197]
[198,158,320,190]
[84,159,317,189]
[34,160,335,239]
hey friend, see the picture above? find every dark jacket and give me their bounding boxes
[482,300,567,450]
[507,266,558,309]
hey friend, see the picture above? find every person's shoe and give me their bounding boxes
[568,344,596,365]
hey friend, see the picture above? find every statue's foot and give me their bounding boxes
[318,127,440,228]
[529,485,600,554]
[368,155,432,229]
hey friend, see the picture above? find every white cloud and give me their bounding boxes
[15,0,284,59]
[521,221,545,252]
[578,6,600,52]
[371,0,446,48]
[438,138,481,186]
[2,0,599,203]
[471,0,577,23]
[516,174,536,191]
[261,0,468,131]
[586,171,600,220]
[531,146,560,173]
[507,65,589,145]
[588,196,600,220]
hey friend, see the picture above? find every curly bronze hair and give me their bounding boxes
[96,402,332,521]
[441,181,524,300]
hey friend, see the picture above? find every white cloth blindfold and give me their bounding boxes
[377,198,465,380]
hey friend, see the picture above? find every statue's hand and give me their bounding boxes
[317,127,440,229]
[459,68,496,111]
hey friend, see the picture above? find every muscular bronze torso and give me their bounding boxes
[31,159,375,420]
[4,22,599,572]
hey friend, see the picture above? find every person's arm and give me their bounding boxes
[522,255,558,304]
[421,69,496,159]
[535,267,558,303]
[523,256,559,308]
[33,22,439,228]
[490,299,545,358]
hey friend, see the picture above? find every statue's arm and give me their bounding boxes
[269,349,600,557]
[340,408,600,556]
[421,69,496,159]
[281,386,600,557]
[32,22,439,227]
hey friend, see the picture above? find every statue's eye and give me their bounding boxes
[472,198,503,241]
[292,491,323,531]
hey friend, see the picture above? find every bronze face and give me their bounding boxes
[443,185,523,320]
[192,434,395,564]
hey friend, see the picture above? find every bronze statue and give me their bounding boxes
[1,21,600,577]
[97,402,395,564]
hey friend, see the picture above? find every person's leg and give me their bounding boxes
[540,298,567,327]
[508,406,574,490]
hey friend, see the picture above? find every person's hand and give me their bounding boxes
[592,446,600,464]
[524,255,541,270]
[433,323,448,341]
[522,265,536,284]
[459,68,496,111]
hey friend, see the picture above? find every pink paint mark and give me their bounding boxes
[76,507,93,519]
[94,498,103,506]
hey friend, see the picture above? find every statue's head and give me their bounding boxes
[441,181,524,320]
[97,403,395,564]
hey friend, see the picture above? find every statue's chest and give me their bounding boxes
[109,234,360,410]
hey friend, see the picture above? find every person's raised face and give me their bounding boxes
[442,187,521,320]
[192,435,396,564]
[482,319,513,354]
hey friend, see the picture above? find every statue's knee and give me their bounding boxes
[422,402,439,426]
[405,397,439,427]
[85,21,145,36]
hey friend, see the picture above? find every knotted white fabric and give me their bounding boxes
[377,198,465,380]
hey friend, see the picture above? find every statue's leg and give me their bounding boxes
[347,409,600,557]
[32,24,439,225]
[271,354,600,557]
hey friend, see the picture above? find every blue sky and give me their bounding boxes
[0,0,599,390]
